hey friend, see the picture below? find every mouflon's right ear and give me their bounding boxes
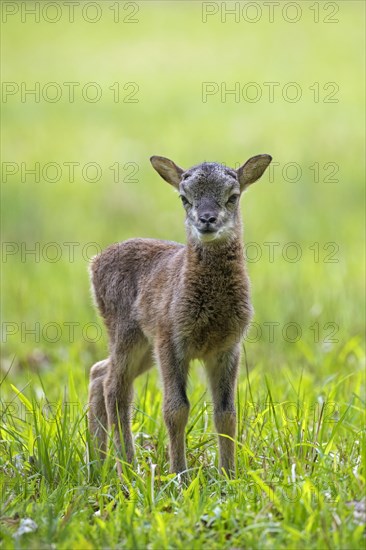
[150,156,184,190]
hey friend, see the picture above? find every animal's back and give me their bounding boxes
[90,238,184,323]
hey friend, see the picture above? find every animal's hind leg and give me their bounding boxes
[88,359,109,457]
[103,332,149,473]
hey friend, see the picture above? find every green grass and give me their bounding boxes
[1,354,365,549]
[1,1,365,548]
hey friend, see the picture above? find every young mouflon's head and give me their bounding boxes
[150,154,272,243]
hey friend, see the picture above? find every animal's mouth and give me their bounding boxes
[190,222,231,243]
[195,227,221,242]
[197,227,217,235]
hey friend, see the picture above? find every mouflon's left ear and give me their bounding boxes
[237,154,272,192]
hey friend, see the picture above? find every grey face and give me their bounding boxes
[150,153,272,244]
[179,163,241,243]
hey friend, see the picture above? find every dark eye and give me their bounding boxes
[227,194,239,205]
[180,195,191,207]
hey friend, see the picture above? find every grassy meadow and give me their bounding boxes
[1,1,365,548]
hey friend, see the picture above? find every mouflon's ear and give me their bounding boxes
[237,154,272,192]
[150,156,184,190]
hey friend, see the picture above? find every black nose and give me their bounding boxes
[199,214,217,224]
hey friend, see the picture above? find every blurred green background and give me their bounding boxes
[1,0,365,393]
